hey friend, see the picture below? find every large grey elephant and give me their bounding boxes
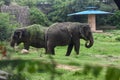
[46,22,94,56]
[10,24,47,52]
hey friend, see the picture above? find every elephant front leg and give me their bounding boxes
[65,43,73,56]
[44,48,47,54]
[24,43,30,50]
[74,40,80,55]
[47,41,55,55]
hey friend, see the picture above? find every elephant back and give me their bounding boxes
[25,24,47,41]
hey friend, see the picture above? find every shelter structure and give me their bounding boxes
[68,7,112,32]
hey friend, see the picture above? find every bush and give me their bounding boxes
[0,13,17,41]
[29,7,51,26]
[108,11,120,29]
[4,0,11,6]
[115,36,120,41]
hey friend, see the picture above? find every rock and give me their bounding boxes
[0,76,6,80]
[21,49,29,54]
[0,70,9,80]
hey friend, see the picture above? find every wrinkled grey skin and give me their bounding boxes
[10,27,47,52]
[46,22,94,56]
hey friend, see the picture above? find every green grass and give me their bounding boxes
[1,30,120,80]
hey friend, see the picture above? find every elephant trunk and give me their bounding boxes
[85,36,94,48]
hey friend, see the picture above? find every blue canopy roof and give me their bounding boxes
[68,7,112,16]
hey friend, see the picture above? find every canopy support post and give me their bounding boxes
[88,14,96,32]
[88,14,103,32]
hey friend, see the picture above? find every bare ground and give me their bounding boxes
[56,64,81,71]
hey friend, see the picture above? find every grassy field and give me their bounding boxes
[1,30,120,80]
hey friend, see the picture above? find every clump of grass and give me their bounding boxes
[93,33,115,42]
[115,36,120,41]
[105,66,120,80]
[68,61,81,66]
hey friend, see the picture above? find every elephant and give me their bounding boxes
[114,0,120,10]
[10,24,48,52]
[46,22,94,56]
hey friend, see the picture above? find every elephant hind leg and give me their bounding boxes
[65,43,73,56]
[24,43,30,50]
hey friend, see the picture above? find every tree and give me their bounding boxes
[29,7,51,26]
[108,11,120,28]
[4,0,11,6]
[0,13,17,41]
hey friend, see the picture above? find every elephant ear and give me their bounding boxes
[82,24,91,40]
[14,30,23,39]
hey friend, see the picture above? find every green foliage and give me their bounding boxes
[0,13,9,41]
[8,73,30,80]
[0,0,4,6]
[29,7,51,26]
[47,0,88,22]
[0,13,17,41]
[12,0,36,7]
[0,0,11,6]
[8,0,118,25]
[83,64,120,80]
[83,64,92,75]
[48,0,117,23]
[105,67,120,80]
[115,36,120,41]
[83,64,103,78]
[0,59,55,80]
[3,0,11,6]
[108,11,120,29]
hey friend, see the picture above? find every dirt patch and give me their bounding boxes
[93,54,120,62]
[56,64,81,71]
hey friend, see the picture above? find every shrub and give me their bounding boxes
[29,7,51,26]
[0,13,17,41]
[108,11,120,29]
[4,0,11,6]
[115,36,120,41]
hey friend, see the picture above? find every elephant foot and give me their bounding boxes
[46,52,55,55]
[52,53,55,55]
[44,52,48,54]
[76,53,79,55]
[65,54,70,56]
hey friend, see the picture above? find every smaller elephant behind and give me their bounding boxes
[46,22,94,56]
[10,24,48,52]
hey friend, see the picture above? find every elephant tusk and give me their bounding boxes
[85,40,90,48]
[86,40,89,44]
